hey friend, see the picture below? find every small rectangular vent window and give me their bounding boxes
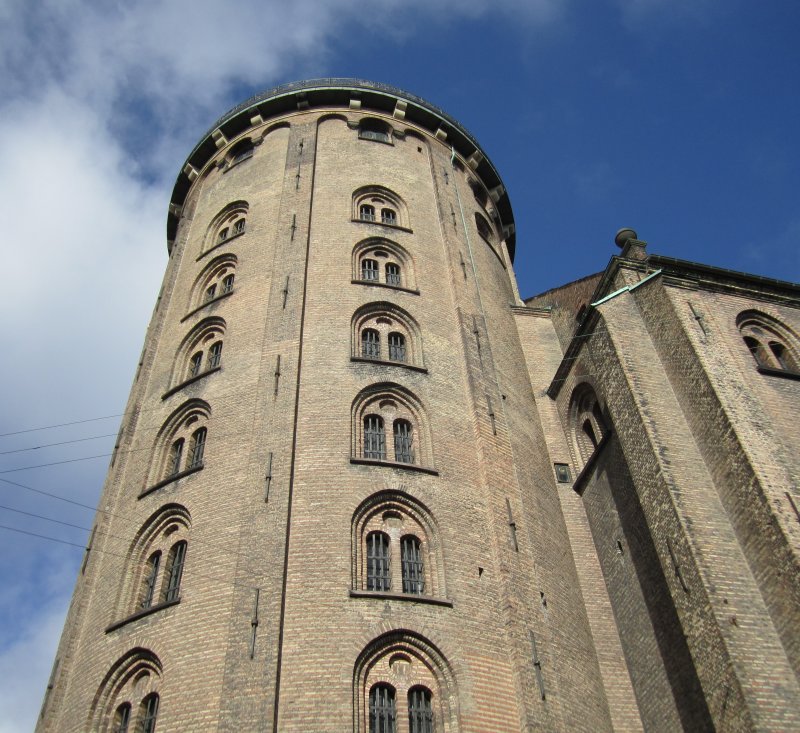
[555,463,571,483]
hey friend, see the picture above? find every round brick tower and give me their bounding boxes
[38,80,613,732]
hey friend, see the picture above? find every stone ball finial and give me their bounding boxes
[614,227,638,248]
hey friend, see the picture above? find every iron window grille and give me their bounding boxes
[393,420,414,464]
[141,552,161,609]
[385,263,401,286]
[164,541,186,603]
[364,415,386,460]
[381,208,397,226]
[204,283,217,302]
[167,438,184,477]
[401,536,424,594]
[388,333,406,362]
[112,703,131,733]
[369,684,396,733]
[360,205,376,222]
[217,226,229,243]
[188,352,203,378]
[187,428,206,469]
[140,694,159,733]
[221,274,234,294]
[362,329,381,359]
[361,258,379,281]
[233,219,246,235]
[366,532,391,591]
[408,687,434,733]
[208,341,223,369]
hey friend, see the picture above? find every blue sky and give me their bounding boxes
[0,1,798,729]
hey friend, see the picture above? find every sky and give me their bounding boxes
[0,0,798,729]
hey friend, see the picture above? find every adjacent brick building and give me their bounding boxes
[37,79,800,732]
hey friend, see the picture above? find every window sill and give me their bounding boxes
[757,365,800,381]
[349,589,452,607]
[139,464,203,499]
[196,230,245,261]
[162,366,221,400]
[181,290,234,322]
[105,598,181,633]
[351,218,413,234]
[351,279,420,296]
[350,458,438,476]
[350,356,427,374]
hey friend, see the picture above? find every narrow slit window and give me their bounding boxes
[167,438,184,477]
[112,703,131,733]
[140,552,161,609]
[188,352,203,378]
[204,283,217,303]
[367,532,391,591]
[140,693,159,733]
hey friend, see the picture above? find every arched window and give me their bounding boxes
[203,201,248,255]
[140,552,161,610]
[148,400,211,487]
[353,239,417,292]
[169,319,225,393]
[112,702,131,733]
[364,415,386,460]
[569,384,608,466]
[87,649,162,732]
[408,686,434,733]
[352,491,445,600]
[139,693,159,733]
[351,303,424,369]
[475,212,494,242]
[359,118,393,144]
[353,186,409,230]
[227,138,254,166]
[354,631,458,733]
[115,505,191,623]
[188,254,237,313]
[163,540,187,603]
[738,312,799,374]
[352,384,432,468]
[388,333,406,362]
[362,329,381,359]
[367,531,391,591]
[401,536,424,594]
[393,420,414,464]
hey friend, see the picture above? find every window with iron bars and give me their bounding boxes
[217,226,229,243]
[167,438,184,478]
[188,352,203,378]
[111,703,131,733]
[140,694,159,733]
[369,684,396,733]
[361,258,379,281]
[408,687,434,733]
[364,415,386,460]
[140,552,161,609]
[163,541,186,603]
[221,273,234,294]
[393,420,414,464]
[204,283,217,302]
[360,204,376,222]
[207,341,223,369]
[385,263,401,286]
[366,532,391,591]
[388,333,406,362]
[381,208,397,226]
[233,218,246,235]
[401,536,424,594]
[187,428,206,469]
[362,329,381,359]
